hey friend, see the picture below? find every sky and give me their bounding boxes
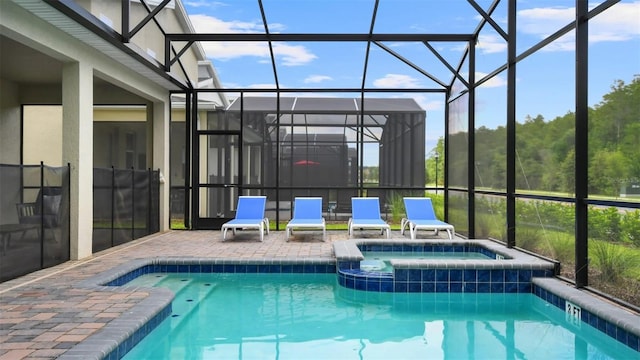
[181,0,640,158]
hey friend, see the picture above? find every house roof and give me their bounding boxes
[227,96,424,114]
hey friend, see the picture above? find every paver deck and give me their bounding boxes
[0,229,422,359]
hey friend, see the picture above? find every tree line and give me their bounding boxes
[428,75,640,197]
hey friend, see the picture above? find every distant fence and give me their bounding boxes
[92,167,160,253]
[0,163,70,282]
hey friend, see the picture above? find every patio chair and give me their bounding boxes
[16,186,62,229]
[221,196,269,242]
[401,197,454,240]
[348,197,390,238]
[285,197,326,241]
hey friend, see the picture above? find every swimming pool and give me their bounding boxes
[118,272,637,359]
[63,250,640,359]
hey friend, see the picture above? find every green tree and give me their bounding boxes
[426,137,444,186]
[589,150,630,197]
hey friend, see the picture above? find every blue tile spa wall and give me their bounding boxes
[337,264,554,293]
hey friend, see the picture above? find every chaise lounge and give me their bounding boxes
[221,196,269,242]
[285,197,326,241]
[348,197,390,238]
[401,197,454,240]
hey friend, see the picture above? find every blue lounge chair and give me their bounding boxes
[221,196,269,242]
[286,197,326,241]
[401,197,454,240]
[348,197,390,238]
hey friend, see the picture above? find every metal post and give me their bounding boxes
[184,91,192,229]
[67,163,71,259]
[190,91,199,229]
[575,0,589,288]
[506,0,517,248]
[148,168,152,236]
[435,152,439,194]
[39,161,44,268]
[111,166,115,247]
[468,38,476,239]
[131,167,135,242]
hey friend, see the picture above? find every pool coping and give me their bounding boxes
[533,277,640,342]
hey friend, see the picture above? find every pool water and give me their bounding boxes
[122,273,636,360]
[361,250,492,272]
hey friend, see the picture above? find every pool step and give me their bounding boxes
[154,276,196,295]
[130,274,171,288]
[166,281,218,328]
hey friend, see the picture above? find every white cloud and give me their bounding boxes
[477,34,507,54]
[272,44,317,66]
[247,83,278,89]
[304,75,333,84]
[475,72,507,88]
[589,1,640,42]
[188,14,315,66]
[411,94,443,111]
[184,1,227,9]
[455,72,507,88]
[517,6,574,38]
[189,14,266,33]
[517,2,640,51]
[373,74,422,88]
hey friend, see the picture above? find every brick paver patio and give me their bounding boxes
[0,229,401,359]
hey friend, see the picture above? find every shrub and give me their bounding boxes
[516,227,542,252]
[590,241,639,282]
[388,192,405,224]
[622,210,640,246]
[548,233,575,263]
[475,214,492,238]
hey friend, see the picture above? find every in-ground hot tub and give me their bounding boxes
[359,241,501,271]
[332,239,557,293]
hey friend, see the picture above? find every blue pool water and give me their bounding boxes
[121,273,636,359]
[362,250,492,260]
